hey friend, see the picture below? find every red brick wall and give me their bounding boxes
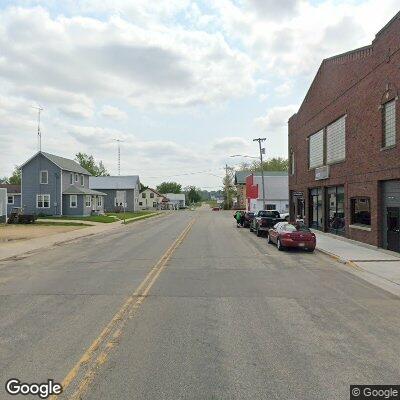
[289,14,400,246]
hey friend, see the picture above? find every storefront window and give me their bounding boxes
[310,188,323,230]
[327,186,345,235]
[351,197,371,226]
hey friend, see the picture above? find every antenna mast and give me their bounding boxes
[32,106,44,151]
[113,138,124,175]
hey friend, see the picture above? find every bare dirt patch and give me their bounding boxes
[0,224,85,243]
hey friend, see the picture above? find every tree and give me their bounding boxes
[239,157,288,172]
[156,182,182,194]
[75,153,110,176]
[186,186,202,204]
[9,166,21,184]
[0,177,8,184]
[223,166,236,210]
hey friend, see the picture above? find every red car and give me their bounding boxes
[267,222,316,252]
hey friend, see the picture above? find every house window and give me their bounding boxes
[80,175,84,186]
[7,195,14,204]
[139,202,143,206]
[40,170,48,184]
[142,193,146,198]
[70,195,78,208]
[97,196,103,207]
[37,194,50,208]
[74,173,78,182]
[85,195,91,207]
[150,192,154,198]
[70,173,73,185]
[383,100,396,147]
[309,130,324,169]
[266,204,276,210]
[327,116,346,164]
[153,202,157,207]
[351,197,371,226]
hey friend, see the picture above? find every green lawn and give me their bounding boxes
[35,221,92,227]
[38,211,158,224]
[38,215,116,223]
[106,211,155,220]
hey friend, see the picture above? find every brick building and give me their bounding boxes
[289,11,400,253]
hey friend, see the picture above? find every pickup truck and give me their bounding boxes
[250,210,285,236]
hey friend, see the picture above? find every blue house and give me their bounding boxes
[20,152,106,216]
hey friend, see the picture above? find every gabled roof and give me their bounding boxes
[140,187,163,196]
[0,184,21,194]
[63,187,107,196]
[21,151,91,175]
[89,175,140,190]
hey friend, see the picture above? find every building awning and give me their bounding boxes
[63,187,107,196]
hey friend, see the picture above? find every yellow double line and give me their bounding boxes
[51,218,196,400]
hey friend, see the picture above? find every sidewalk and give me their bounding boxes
[314,230,400,296]
[0,212,164,261]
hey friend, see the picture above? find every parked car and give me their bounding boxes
[267,222,316,252]
[250,210,285,236]
[280,212,290,221]
[212,207,220,211]
[243,212,255,228]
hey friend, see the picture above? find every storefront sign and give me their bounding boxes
[292,191,304,197]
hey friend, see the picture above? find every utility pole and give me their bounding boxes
[32,106,43,151]
[113,138,124,175]
[253,138,266,210]
[225,163,231,210]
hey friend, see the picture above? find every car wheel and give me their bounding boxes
[306,248,315,253]
[277,238,285,251]
[267,233,272,244]
[249,225,253,232]
[256,227,262,237]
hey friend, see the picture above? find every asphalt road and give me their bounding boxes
[0,208,399,400]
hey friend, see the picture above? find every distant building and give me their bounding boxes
[138,188,166,210]
[0,184,21,216]
[89,176,140,212]
[245,172,289,214]
[288,11,400,252]
[234,171,251,209]
[165,193,186,210]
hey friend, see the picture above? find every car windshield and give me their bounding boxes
[283,224,311,232]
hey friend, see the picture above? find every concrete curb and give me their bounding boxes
[315,247,361,269]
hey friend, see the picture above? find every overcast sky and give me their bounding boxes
[0,0,399,189]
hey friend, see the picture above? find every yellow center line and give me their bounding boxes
[50,217,196,400]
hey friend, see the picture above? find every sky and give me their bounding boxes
[0,0,399,189]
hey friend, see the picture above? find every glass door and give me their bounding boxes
[326,186,345,235]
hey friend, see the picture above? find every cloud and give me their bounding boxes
[212,137,250,152]
[255,105,298,132]
[246,0,302,20]
[100,105,127,121]
[0,6,256,110]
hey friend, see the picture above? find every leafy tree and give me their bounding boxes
[75,153,110,176]
[0,177,8,184]
[223,166,236,210]
[156,181,182,194]
[186,186,202,204]
[239,157,288,172]
[9,166,21,184]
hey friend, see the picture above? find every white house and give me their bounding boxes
[138,188,166,210]
[165,193,186,210]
